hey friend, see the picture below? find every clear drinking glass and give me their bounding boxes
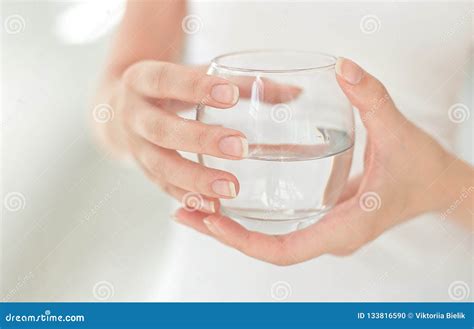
[197,50,354,235]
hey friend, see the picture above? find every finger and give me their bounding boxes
[173,208,214,236]
[231,76,302,104]
[123,61,239,108]
[194,65,302,104]
[153,98,195,113]
[135,153,219,214]
[152,74,302,113]
[176,211,294,265]
[199,197,373,265]
[126,62,301,115]
[282,198,369,260]
[335,57,408,134]
[337,175,363,204]
[129,102,248,159]
[201,213,307,265]
[136,138,240,199]
[140,166,218,213]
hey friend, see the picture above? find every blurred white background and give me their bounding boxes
[2,0,173,301]
[1,0,472,301]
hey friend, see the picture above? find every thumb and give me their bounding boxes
[335,57,407,134]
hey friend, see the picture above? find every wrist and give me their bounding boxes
[401,124,472,230]
[435,153,474,223]
[413,141,473,229]
[407,137,454,216]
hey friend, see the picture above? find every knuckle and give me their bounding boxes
[168,159,200,192]
[122,63,142,87]
[149,118,167,144]
[122,67,134,86]
[191,73,209,103]
[196,128,211,152]
[151,62,171,92]
[119,101,134,130]
[147,153,165,181]
[193,166,216,192]
[190,167,202,192]
[370,80,391,106]
[160,184,174,195]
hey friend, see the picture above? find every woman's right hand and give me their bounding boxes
[94,61,248,213]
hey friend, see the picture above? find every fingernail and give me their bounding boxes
[335,57,363,85]
[211,180,237,198]
[203,218,221,235]
[210,84,239,104]
[219,136,248,158]
[202,199,216,213]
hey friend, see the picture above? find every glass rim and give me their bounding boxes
[210,49,337,74]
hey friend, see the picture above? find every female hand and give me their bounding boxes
[94,61,299,213]
[174,58,472,265]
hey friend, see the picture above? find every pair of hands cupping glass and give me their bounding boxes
[95,57,469,265]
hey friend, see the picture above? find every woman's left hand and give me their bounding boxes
[173,58,465,266]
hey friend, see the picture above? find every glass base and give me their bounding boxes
[220,206,332,235]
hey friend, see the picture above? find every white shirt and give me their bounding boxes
[156,0,473,301]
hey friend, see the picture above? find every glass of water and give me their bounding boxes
[197,50,354,235]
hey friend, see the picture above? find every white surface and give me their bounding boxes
[2,1,171,301]
[1,1,473,301]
